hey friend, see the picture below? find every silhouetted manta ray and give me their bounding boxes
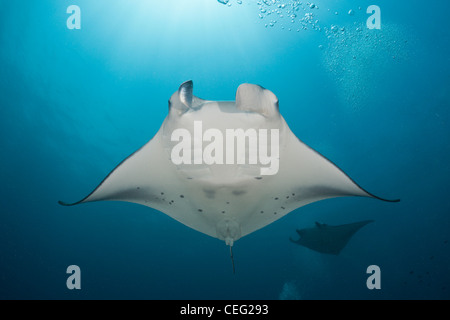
[289,220,375,255]
[59,81,398,271]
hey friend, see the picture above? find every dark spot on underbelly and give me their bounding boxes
[232,190,246,196]
[203,189,216,199]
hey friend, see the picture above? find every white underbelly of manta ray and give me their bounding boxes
[60,80,398,248]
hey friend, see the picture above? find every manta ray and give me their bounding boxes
[289,220,375,255]
[60,81,397,270]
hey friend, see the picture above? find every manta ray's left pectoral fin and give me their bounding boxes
[58,135,176,209]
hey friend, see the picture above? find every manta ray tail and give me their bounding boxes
[230,245,235,274]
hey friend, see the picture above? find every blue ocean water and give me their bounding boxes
[0,0,449,300]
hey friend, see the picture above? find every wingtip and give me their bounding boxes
[58,200,77,206]
[359,188,400,203]
[372,195,401,203]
